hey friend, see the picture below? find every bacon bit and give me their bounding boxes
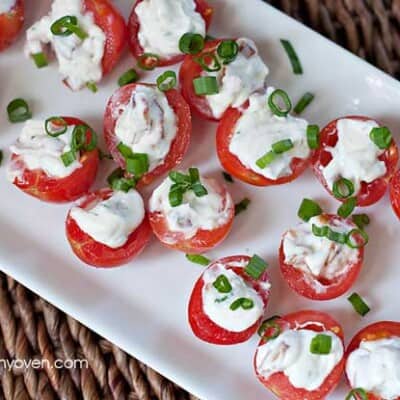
[204,8,213,16]
[331,326,341,334]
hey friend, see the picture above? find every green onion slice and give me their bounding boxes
[268,89,292,117]
[298,198,323,222]
[310,334,332,355]
[169,187,183,207]
[369,126,392,149]
[258,315,282,341]
[191,182,208,197]
[272,139,294,154]
[346,229,369,249]
[137,53,160,70]
[213,275,232,293]
[50,15,87,40]
[327,228,347,244]
[230,297,254,311]
[348,293,370,316]
[312,224,329,238]
[194,52,221,72]
[352,214,370,230]
[7,98,32,123]
[61,150,76,167]
[32,52,48,68]
[156,70,177,91]
[118,69,139,87]
[222,171,233,183]
[332,178,355,199]
[107,168,136,192]
[169,170,191,184]
[245,255,268,280]
[126,154,149,178]
[235,198,250,216]
[179,33,204,55]
[193,76,219,95]
[280,39,303,74]
[294,92,314,114]
[256,151,276,169]
[45,117,67,137]
[217,40,239,64]
[306,124,320,150]
[346,388,368,400]
[338,197,357,218]
[86,82,98,93]
[185,254,210,266]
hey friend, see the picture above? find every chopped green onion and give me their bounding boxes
[193,76,219,95]
[156,70,177,91]
[346,388,368,400]
[235,198,250,216]
[230,297,254,311]
[346,229,369,249]
[191,182,208,197]
[45,117,67,137]
[50,15,87,40]
[348,293,370,316]
[213,275,232,293]
[0,150,3,166]
[137,53,160,70]
[71,125,87,151]
[32,52,48,68]
[272,139,294,154]
[256,151,276,169]
[369,126,392,149]
[169,170,191,184]
[352,214,370,230]
[179,33,204,54]
[332,178,355,199]
[7,98,32,123]
[117,142,134,159]
[306,124,320,150]
[310,334,332,355]
[294,92,314,114]
[258,316,281,340]
[83,126,97,151]
[118,69,139,87]
[185,254,210,266]
[327,228,347,244]
[217,40,239,64]
[86,82,97,93]
[338,197,357,218]
[245,255,268,280]
[107,168,136,192]
[222,171,234,183]
[126,153,149,178]
[280,39,303,74]
[215,296,228,303]
[312,224,329,237]
[194,52,221,72]
[268,89,292,117]
[61,150,76,167]
[298,198,323,222]
[169,187,184,207]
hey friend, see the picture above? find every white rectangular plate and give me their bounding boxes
[1,1,400,399]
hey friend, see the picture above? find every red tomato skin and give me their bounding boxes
[0,0,24,51]
[254,310,345,400]
[148,180,234,253]
[390,169,400,220]
[312,116,399,207]
[188,255,271,345]
[65,188,152,268]
[279,214,364,301]
[83,0,126,76]
[345,321,400,400]
[216,106,311,186]
[11,117,99,203]
[104,83,191,186]
[127,0,213,67]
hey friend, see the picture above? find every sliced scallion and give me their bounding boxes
[352,214,370,230]
[45,117,67,137]
[61,150,76,167]
[245,255,268,280]
[193,76,219,95]
[256,151,276,169]
[118,69,139,87]
[137,53,160,70]
[86,82,97,93]
[267,89,292,117]
[107,168,136,192]
[32,52,48,68]
[346,229,369,249]
[332,178,355,199]
[338,197,357,218]
[156,70,177,91]
[294,92,314,114]
[280,39,303,74]
[298,198,322,222]
[50,15,87,40]
[369,126,392,149]
[179,33,204,55]
[258,315,281,340]
[235,198,250,216]
[310,334,332,355]
[185,254,210,266]
[272,139,294,154]
[230,297,254,311]
[213,274,232,293]
[7,98,32,123]
[194,52,221,72]
[217,40,239,64]
[348,293,370,316]
[346,388,368,400]
[306,124,320,150]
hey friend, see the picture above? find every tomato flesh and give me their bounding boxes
[390,169,400,220]
[0,0,24,51]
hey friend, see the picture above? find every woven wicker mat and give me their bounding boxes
[1,1,399,399]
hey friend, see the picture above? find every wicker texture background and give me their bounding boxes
[2,1,399,399]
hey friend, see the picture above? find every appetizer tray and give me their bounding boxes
[1,0,400,399]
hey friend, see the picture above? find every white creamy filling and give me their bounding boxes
[25,0,106,91]
[206,38,269,119]
[201,262,267,332]
[229,89,310,180]
[0,0,15,14]
[70,190,145,249]
[114,85,177,172]
[346,338,400,400]
[283,215,359,281]
[256,328,344,391]
[149,176,232,240]
[135,0,205,58]
[321,118,387,195]
[8,119,81,179]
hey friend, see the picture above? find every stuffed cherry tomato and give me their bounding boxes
[0,0,24,51]
[25,0,126,91]
[8,117,99,203]
[66,188,152,268]
[390,169,400,220]
[280,213,365,300]
[188,255,271,345]
[148,168,234,253]
[345,321,400,400]
[104,83,191,186]
[179,38,269,121]
[254,310,345,400]
[128,0,213,67]
[217,88,311,186]
[312,116,398,207]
